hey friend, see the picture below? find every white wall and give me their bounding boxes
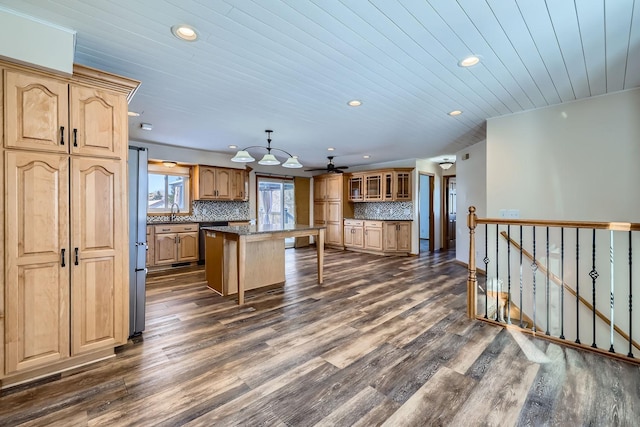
[486,88,640,222]
[455,140,487,264]
[0,6,75,74]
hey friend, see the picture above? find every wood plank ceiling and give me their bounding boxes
[3,0,638,168]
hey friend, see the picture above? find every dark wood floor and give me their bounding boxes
[1,247,639,426]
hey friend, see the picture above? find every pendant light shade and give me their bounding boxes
[231,150,255,162]
[282,156,303,168]
[439,161,453,170]
[258,153,280,165]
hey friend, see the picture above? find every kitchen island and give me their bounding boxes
[202,224,325,304]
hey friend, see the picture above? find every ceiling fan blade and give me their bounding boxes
[335,166,349,169]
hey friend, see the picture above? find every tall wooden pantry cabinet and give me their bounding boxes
[1,59,139,387]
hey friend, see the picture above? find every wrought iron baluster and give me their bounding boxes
[576,228,581,345]
[532,226,537,332]
[590,229,599,349]
[560,228,565,340]
[546,227,550,335]
[609,230,615,353]
[519,226,524,328]
[484,224,489,319]
[507,225,512,324]
[629,230,634,358]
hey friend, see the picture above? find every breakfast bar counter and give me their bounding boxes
[202,224,325,304]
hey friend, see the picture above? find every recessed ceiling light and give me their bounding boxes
[127,111,140,117]
[347,100,362,107]
[458,55,481,67]
[448,110,463,116]
[328,147,335,151]
[363,155,371,159]
[171,24,198,41]
[228,145,237,149]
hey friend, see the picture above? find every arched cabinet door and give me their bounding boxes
[69,85,127,159]
[5,70,69,153]
[70,157,127,355]
[5,151,70,374]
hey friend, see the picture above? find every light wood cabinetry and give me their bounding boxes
[5,151,70,374]
[1,60,139,385]
[342,220,412,255]
[344,219,364,248]
[383,222,411,252]
[313,174,353,248]
[71,157,126,355]
[5,69,126,158]
[153,223,199,265]
[232,169,249,201]
[348,168,413,202]
[195,165,247,201]
[364,221,383,251]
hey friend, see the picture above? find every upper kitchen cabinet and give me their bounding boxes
[194,165,248,201]
[5,70,68,153]
[314,174,342,201]
[4,64,134,159]
[348,169,413,202]
[69,85,127,158]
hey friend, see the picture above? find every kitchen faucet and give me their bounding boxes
[170,202,180,222]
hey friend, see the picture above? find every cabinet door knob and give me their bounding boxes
[60,126,65,145]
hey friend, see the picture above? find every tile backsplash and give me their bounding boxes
[147,200,250,223]
[353,202,413,220]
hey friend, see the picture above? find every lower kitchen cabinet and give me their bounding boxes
[364,221,383,251]
[383,222,411,252]
[342,220,412,255]
[153,223,199,266]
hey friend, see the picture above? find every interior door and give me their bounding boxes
[444,176,457,250]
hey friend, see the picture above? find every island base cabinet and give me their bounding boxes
[205,233,285,295]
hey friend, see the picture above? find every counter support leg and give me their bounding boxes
[237,235,246,305]
[317,229,324,284]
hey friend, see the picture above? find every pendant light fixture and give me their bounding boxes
[231,130,303,168]
[439,158,454,170]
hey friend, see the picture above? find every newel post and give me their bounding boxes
[467,206,477,318]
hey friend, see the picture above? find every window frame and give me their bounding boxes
[147,163,193,216]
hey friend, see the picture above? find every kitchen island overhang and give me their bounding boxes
[202,224,326,304]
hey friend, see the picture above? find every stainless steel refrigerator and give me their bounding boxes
[128,146,148,337]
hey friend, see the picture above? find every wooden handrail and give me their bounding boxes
[477,218,640,231]
[500,230,640,353]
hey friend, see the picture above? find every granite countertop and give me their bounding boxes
[202,223,325,236]
[148,219,251,225]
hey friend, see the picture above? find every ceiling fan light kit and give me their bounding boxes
[231,130,302,168]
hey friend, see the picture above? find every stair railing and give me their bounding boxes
[467,206,639,364]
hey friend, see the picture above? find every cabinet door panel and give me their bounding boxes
[215,169,232,199]
[70,86,126,158]
[5,152,70,373]
[178,232,199,262]
[5,70,69,152]
[326,223,343,246]
[313,201,326,224]
[327,201,342,222]
[154,233,178,265]
[397,223,411,251]
[364,227,383,251]
[71,157,126,354]
[384,223,398,251]
[198,167,216,199]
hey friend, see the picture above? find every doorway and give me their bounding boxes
[257,176,295,247]
[443,175,457,250]
[418,173,434,253]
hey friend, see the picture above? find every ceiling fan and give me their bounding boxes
[305,156,349,173]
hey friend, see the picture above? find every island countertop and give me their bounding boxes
[201,223,325,236]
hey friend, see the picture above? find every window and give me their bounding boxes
[148,163,191,214]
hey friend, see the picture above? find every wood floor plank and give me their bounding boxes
[381,366,477,426]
